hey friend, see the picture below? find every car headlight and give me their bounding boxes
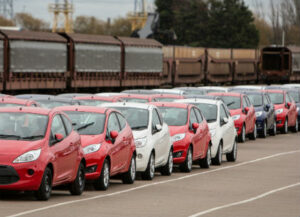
[13,149,41,163]
[255,111,263,117]
[135,137,147,148]
[297,107,299,112]
[171,133,186,143]
[275,109,283,115]
[232,115,240,120]
[209,129,216,137]
[83,144,101,154]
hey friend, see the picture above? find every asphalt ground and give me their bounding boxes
[0,132,299,217]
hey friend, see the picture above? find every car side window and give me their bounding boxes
[286,94,292,103]
[152,109,162,129]
[220,105,228,119]
[266,94,272,104]
[61,114,72,136]
[51,115,67,141]
[189,108,198,127]
[107,113,121,134]
[263,94,269,105]
[194,108,203,123]
[242,97,247,108]
[245,96,252,107]
[116,113,126,130]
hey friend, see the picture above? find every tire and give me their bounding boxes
[269,121,277,136]
[70,163,85,195]
[142,153,155,180]
[35,167,52,201]
[281,118,288,134]
[160,149,173,176]
[94,159,110,191]
[180,147,193,172]
[122,155,136,184]
[291,118,299,133]
[226,140,237,162]
[238,125,246,143]
[249,123,257,140]
[212,143,222,166]
[199,146,211,169]
[260,121,267,138]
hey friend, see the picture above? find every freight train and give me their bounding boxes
[0,30,299,94]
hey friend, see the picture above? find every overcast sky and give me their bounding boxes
[13,0,273,24]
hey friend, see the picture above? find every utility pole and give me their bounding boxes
[0,0,14,20]
[49,0,74,33]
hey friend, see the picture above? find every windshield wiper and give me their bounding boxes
[21,135,45,140]
[0,134,21,140]
[227,101,235,107]
[76,122,95,131]
[131,126,147,130]
[206,119,216,123]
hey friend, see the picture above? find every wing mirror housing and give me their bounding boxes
[110,131,118,140]
[192,123,199,130]
[155,124,162,132]
[54,133,64,142]
[244,107,250,114]
[265,104,271,111]
[286,102,292,109]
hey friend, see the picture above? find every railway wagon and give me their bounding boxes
[62,33,122,90]
[117,37,163,88]
[0,34,4,91]
[0,30,67,91]
[162,46,174,86]
[261,46,292,83]
[289,46,300,82]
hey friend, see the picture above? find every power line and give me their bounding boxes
[0,0,14,19]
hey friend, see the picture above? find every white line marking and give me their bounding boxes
[188,182,300,217]
[5,149,300,217]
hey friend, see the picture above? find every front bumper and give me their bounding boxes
[84,151,106,180]
[135,146,152,172]
[276,113,286,129]
[234,120,243,136]
[172,138,190,164]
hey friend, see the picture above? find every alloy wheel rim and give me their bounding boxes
[296,119,298,131]
[187,149,192,170]
[207,147,211,166]
[150,155,155,178]
[78,168,84,188]
[285,120,288,132]
[242,126,246,141]
[264,123,267,136]
[218,145,222,162]
[169,151,173,174]
[274,122,277,134]
[233,141,237,159]
[130,158,136,180]
[103,163,109,187]
[45,174,51,193]
[254,124,257,138]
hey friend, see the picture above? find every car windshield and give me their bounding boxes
[268,93,284,104]
[0,112,48,141]
[111,107,149,130]
[157,107,188,126]
[79,100,110,106]
[64,111,106,135]
[182,89,206,95]
[193,103,217,123]
[248,95,263,107]
[154,98,178,102]
[206,89,226,93]
[289,92,300,103]
[121,98,149,103]
[220,96,241,110]
[36,100,71,109]
[0,103,22,107]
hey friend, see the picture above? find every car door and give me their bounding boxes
[219,104,233,152]
[242,96,250,133]
[106,112,123,173]
[246,96,256,132]
[49,114,74,183]
[286,93,297,125]
[191,107,204,158]
[263,94,273,129]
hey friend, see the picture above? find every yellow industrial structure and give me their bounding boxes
[49,0,74,33]
[128,0,148,31]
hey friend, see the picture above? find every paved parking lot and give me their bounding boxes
[1,132,299,217]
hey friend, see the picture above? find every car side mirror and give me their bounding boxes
[155,124,162,132]
[223,117,229,124]
[286,102,292,109]
[265,104,271,111]
[192,123,199,131]
[54,133,64,142]
[110,131,118,139]
[244,107,250,114]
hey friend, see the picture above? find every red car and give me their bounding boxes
[74,95,121,106]
[151,102,211,172]
[0,97,39,107]
[209,92,257,143]
[150,94,185,102]
[264,90,298,133]
[115,94,153,103]
[0,107,85,200]
[56,106,136,191]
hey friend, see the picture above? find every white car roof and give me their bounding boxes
[176,98,220,105]
[232,85,265,90]
[283,84,300,88]
[199,86,228,91]
[152,89,184,95]
[95,93,122,97]
[99,102,153,110]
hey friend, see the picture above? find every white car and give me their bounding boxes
[100,102,173,180]
[176,98,237,165]
[152,89,185,96]
[198,86,228,93]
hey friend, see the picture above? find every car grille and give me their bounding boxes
[0,165,19,185]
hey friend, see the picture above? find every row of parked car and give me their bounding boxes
[0,84,299,201]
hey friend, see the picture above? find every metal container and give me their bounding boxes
[65,33,122,88]
[0,30,67,90]
[163,46,174,85]
[0,34,4,91]
[289,46,300,82]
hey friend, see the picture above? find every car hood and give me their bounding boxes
[80,134,105,148]
[254,106,264,112]
[168,125,187,137]
[230,109,242,116]
[0,139,45,163]
[274,104,284,110]
[132,129,148,140]
[208,122,217,130]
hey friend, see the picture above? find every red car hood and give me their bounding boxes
[168,125,187,137]
[274,104,284,110]
[230,108,242,116]
[0,139,45,163]
[80,134,105,148]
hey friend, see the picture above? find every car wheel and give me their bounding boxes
[212,143,222,166]
[35,167,52,201]
[269,121,277,136]
[94,159,110,191]
[260,121,267,138]
[226,140,237,162]
[249,123,257,140]
[142,153,155,180]
[180,147,193,172]
[199,146,211,169]
[70,163,85,195]
[238,125,246,143]
[122,155,136,184]
[292,118,299,133]
[160,149,173,176]
[281,118,288,134]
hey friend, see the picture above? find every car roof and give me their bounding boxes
[209,92,242,97]
[54,106,108,114]
[176,98,220,105]
[15,94,54,99]
[150,102,190,109]
[263,89,285,94]
[95,93,123,97]
[121,89,160,95]
[152,89,184,95]
[0,97,35,105]
[0,106,50,115]
[115,94,152,99]
[74,95,119,101]
[100,102,152,110]
[150,94,184,98]
[56,93,93,98]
